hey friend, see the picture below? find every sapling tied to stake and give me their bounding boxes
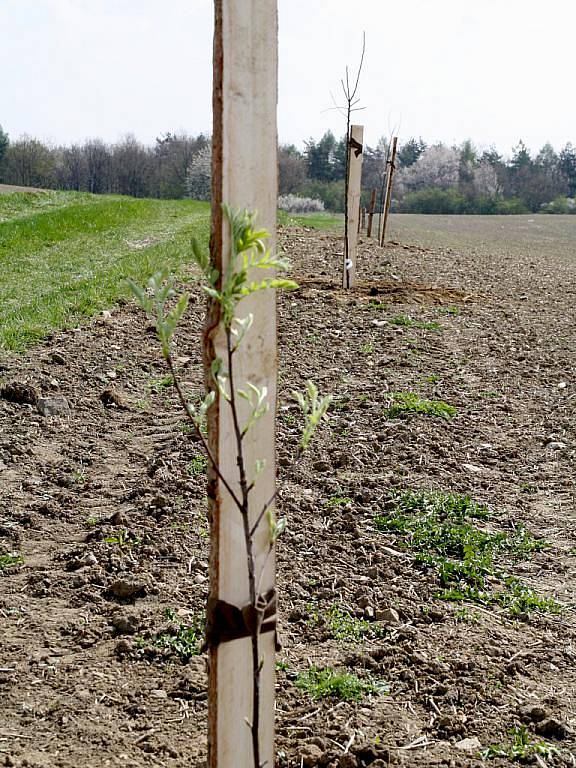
[129,205,331,768]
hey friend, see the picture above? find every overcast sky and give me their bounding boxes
[1,0,574,156]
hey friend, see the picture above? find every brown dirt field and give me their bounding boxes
[0,225,575,767]
[0,184,45,195]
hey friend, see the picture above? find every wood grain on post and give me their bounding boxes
[367,188,377,238]
[208,2,278,766]
[343,124,364,288]
[380,136,398,247]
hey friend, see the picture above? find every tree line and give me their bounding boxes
[283,133,576,214]
[0,126,209,199]
[1,123,575,214]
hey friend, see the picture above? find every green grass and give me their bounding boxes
[139,608,203,661]
[386,392,456,419]
[103,529,140,549]
[306,600,386,642]
[0,190,209,352]
[325,604,386,642]
[364,300,388,311]
[482,726,559,761]
[375,490,558,616]
[295,667,381,701]
[389,314,441,331]
[324,495,353,508]
[0,552,23,570]
[186,454,208,476]
[281,211,343,230]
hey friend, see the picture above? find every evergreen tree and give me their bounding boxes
[397,137,426,169]
[0,125,9,180]
[305,131,340,182]
[559,143,576,197]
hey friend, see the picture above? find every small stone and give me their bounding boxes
[110,510,128,526]
[309,737,327,750]
[331,451,351,468]
[519,704,549,723]
[114,639,133,657]
[49,351,66,365]
[313,460,331,473]
[100,387,129,409]
[301,744,324,767]
[151,689,168,698]
[338,755,358,768]
[546,441,566,451]
[109,578,146,599]
[364,606,375,620]
[78,552,98,568]
[194,573,208,584]
[37,396,70,417]
[455,737,482,752]
[375,607,401,624]
[111,613,140,635]
[534,717,570,740]
[1,382,39,405]
[462,463,483,474]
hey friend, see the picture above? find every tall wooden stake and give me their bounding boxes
[379,136,398,247]
[207,2,278,766]
[366,188,376,237]
[343,123,364,288]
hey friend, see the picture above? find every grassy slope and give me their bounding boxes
[0,191,209,352]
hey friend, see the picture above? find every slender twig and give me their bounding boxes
[225,327,262,768]
[249,447,303,538]
[166,354,243,512]
[340,32,366,289]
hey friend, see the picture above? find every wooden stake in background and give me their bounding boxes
[207,1,278,766]
[367,188,376,238]
[343,123,364,288]
[379,136,398,247]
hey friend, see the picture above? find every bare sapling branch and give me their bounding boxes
[330,32,366,288]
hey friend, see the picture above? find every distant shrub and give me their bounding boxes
[494,197,530,215]
[185,146,211,201]
[299,180,345,213]
[278,194,325,213]
[400,187,467,214]
[541,196,576,214]
[398,189,539,215]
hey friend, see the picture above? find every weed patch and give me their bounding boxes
[296,667,381,701]
[0,552,23,570]
[103,530,140,549]
[139,608,203,661]
[386,392,455,419]
[482,725,559,761]
[308,602,387,642]
[375,490,556,616]
[390,314,441,331]
[324,495,353,508]
[186,454,208,476]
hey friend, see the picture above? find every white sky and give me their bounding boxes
[1,0,574,155]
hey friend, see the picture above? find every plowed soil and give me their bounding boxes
[0,223,575,767]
